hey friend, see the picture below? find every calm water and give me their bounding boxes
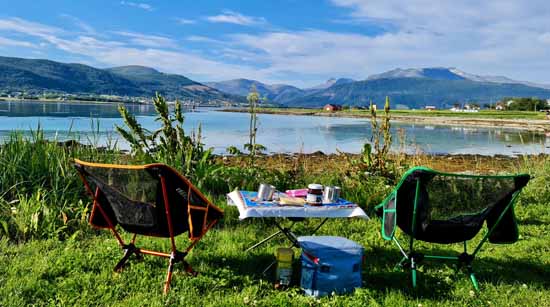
[0,100,548,155]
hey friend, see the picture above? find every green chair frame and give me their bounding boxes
[376,166,530,291]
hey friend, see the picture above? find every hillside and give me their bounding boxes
[205,78,304,104]
[0,57,140,95]
[106,65,239,102]
[0,56,240,102]
[288,77,550,108]
[305,78,356,91]
[286,68,550,108]
[206,77,356,104]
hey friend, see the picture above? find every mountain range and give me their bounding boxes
[205,77,355,104]
[287,68,550,108]
[1,56,550,108]
[0,56,240,102]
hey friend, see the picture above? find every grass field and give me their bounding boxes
[1,133,549,306]
[0,197,548,307]
[225,107,548,121]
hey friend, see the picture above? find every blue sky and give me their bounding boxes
[0,0,549,87]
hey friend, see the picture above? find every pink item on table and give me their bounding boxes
[285,188,308,198]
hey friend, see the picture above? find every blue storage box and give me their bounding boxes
[298,236,364,297]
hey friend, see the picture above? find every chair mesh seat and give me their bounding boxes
[76,162,220,238]
[383,168,529,244]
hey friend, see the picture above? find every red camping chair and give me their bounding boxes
[74,159,223,293]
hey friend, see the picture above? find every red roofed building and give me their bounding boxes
[323,104,342,112]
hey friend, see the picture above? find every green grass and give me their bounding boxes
[0,199,548,306]
[232,107,547,120]
[1,133,549,306]
[387,109,545,120]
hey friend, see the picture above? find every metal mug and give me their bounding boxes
[322,186,341,204]
[258,183,276,201]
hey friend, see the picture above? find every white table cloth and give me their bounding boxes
[227,190,369,220]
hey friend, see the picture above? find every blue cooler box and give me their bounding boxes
[298,236,364,297]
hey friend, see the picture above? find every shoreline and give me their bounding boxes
[220,108,550,132]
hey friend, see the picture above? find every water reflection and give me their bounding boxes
[0,100,158,117]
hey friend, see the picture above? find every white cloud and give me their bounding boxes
[112,31,177,48]
[0,36,37,48]
[120,1,153,11]
[0,17,62,39]
[175,18,195,25]
[317,0,550,83]
[206,10,266,26]
[59,14,96,35]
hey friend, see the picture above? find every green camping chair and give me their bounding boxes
[376,166,530,290]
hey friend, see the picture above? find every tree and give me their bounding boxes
[506,97,547,111]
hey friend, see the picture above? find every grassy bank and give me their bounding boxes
[223,107,548,120]
[0,132,549,306]
[221,108,550,132]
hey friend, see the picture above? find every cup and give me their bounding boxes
[258,183,276,201]
[322,186,341,204]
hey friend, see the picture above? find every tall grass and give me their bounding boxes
[0,129,121,241]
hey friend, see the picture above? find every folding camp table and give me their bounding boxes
[227,190,369,251]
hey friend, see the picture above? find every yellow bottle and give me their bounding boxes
[275,247,294,287]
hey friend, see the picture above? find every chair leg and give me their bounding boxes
[114,244,138,272]
[467,265,480,291]
[163,251,197,294]
[469,271,479,291]
[410,257,418,288]
[163,255,176,294]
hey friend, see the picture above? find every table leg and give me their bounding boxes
[244,220,298,252]
[244,229,283,252]
[273,221,299,247]
[310,218,329,235]
[262,218,329,276]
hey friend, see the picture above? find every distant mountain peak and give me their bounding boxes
[366,67,550,89]
[368,67,465,81]
[307,77,355,90]
[205,78,304,104]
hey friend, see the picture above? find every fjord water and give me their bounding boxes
[0,100,547,155]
